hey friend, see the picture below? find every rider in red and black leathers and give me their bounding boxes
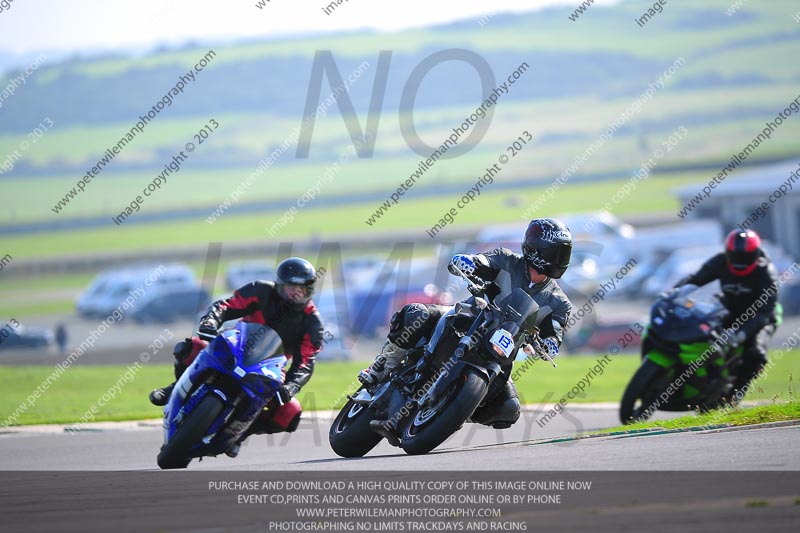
[200,282,322,400]
[149,257,324,442]
[674,229,781,397]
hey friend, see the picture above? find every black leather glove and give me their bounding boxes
[723,328,746,348]
[172,339,192,358]
[197,322,217,342]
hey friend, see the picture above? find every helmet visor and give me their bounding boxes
[726,249,757,270]
[278,282,313,305]
[523,242,572,279]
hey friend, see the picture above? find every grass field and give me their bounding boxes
[2,350,797,426]
[599,398,800,434]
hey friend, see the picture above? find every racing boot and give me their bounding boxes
[224,421,287,458]
[227,399,302,457]
[148,383,175,407]
[357,341,406,386]
[149,342,191,406]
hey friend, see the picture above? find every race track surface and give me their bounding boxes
[2,406,799,532]
[1,406,797,471]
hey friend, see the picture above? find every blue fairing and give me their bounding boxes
[162,322,286,458]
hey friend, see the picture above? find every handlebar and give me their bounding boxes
[451,264,492,299]
[521,334,557,368]
[452,264,556,368]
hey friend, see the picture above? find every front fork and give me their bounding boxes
[417,359,500,412]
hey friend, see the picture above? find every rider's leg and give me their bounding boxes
[358,303,442,385]
[149,337,207,406]
[731,325,774,403]
[470,371,521,429]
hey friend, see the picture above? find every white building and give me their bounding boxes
[675,160,800,259]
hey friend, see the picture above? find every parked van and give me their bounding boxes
[129,287,211,324]
[225,262,275,291]
[75,264,197,319]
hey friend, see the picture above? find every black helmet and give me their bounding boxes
[521,218,572,279]
[275,257,316,308]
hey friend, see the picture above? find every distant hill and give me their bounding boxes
[2,0,798,135]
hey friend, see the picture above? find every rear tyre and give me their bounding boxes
[157,395,225,469]
[619,360,666,425]
[329,393,383,458]
[400,370,488,456]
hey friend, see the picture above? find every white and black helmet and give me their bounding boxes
[521,218,572,279]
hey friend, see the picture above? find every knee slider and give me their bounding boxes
[285,412,301,433]
[497,397,521,425]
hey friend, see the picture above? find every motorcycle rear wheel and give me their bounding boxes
[400,370,488,456]
[157,395,225,469]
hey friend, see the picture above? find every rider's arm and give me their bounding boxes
[674,253,725,288]
[522,293,571,361]
[283,311,324,396]
[538,296,571,348]
[740,262,780,338]
[448,248,509,282]
[199,281,271,331]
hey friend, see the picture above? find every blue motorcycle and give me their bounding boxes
[157,322,286,469]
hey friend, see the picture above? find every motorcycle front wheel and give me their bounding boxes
[329,391,383,458]
[619,360,667,425]
[400,369,488,456]
[157,394,225,469]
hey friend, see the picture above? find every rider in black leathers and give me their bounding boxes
[359,218,573,443]
[673,229,781,398]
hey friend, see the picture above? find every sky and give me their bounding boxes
[0,0,623,55]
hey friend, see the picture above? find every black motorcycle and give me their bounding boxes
[619,285,744,424]
[330,267,554,456]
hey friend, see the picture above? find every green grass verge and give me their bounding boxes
[2,350,797,426]
[0,365,169,426]
[597,398,800,434]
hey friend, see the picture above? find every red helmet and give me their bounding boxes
[724,229,761,276]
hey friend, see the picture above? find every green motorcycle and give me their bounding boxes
[619,285,745,424]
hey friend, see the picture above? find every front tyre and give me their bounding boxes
[619,360,666,425]
[329,394,383,458]
[157,394,225,469]
[400,370,488,456]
